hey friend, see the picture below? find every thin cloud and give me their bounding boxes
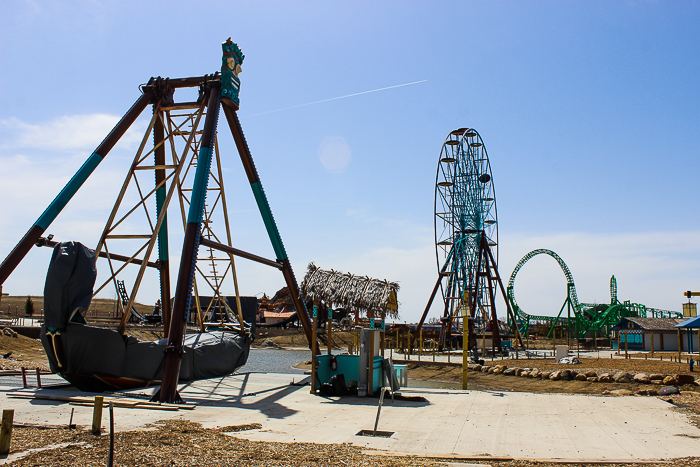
[245,80,427,117]
[1,114,147,152]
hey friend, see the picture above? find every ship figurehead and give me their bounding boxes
[221,37,245,106]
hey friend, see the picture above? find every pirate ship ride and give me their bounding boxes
[0,38,316,402]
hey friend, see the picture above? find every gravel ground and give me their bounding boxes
[4,420,700,467]
[662,392,700,430]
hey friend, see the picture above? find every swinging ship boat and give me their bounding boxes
[40,242,255,392]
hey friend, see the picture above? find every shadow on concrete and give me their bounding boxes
[172,373,310,419]
[317,394,430,408]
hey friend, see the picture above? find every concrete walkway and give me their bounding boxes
[1,373,698,461]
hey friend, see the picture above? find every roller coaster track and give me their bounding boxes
[116,280,145,323]
[507,249,682,337]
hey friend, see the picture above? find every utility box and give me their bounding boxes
[358,329,381,396]
[555,345,569,362]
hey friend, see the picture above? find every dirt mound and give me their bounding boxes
[0,331,49,370]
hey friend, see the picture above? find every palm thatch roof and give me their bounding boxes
[300,263,399,318]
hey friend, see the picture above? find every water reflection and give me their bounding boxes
[237,348,309,374]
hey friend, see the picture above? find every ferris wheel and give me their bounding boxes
[434,128,498,325]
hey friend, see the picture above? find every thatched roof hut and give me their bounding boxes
[300,263,399,318]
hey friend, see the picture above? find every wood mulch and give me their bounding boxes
[4,420,700,466]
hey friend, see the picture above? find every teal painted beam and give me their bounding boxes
[155,186,169,261]
[187,146,214,225]
[251,182,287,261]
[36,152,102,230]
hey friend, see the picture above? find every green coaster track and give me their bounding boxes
[506,249,682,338]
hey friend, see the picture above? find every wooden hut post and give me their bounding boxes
[406,329,410,355]
[327,305,333,355]
[419,329,423,362]
[354,325,359,355]
[594,330,597,352]
[368,308,375,396]
[311,300,318,394]
[380,310,386,357]
[617,331,621,354]
[650,331,654,357]
[624,330,628,358]
[678,328,682,361]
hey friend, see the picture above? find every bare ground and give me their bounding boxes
[0,333,49,371]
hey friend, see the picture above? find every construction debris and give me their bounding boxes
[7,393,195,411]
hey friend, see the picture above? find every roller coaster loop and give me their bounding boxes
[507,249,682,338]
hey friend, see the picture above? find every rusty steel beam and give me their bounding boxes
[220,101,317,354]
[35,238,159,269]
[199,238,283,270]
[413,250,453,344]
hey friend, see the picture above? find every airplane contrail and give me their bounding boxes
[244,79,427,117]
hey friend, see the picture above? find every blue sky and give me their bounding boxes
[1,1,698,321]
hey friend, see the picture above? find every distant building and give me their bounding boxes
[192,295,258,324]
[614,317,698,352]
[261,308,297,326]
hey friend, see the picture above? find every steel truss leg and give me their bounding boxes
[154,109,172,336]
[156,87,221,403]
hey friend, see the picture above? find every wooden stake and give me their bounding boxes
[0,409,13,455]
[92,395,104,435]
